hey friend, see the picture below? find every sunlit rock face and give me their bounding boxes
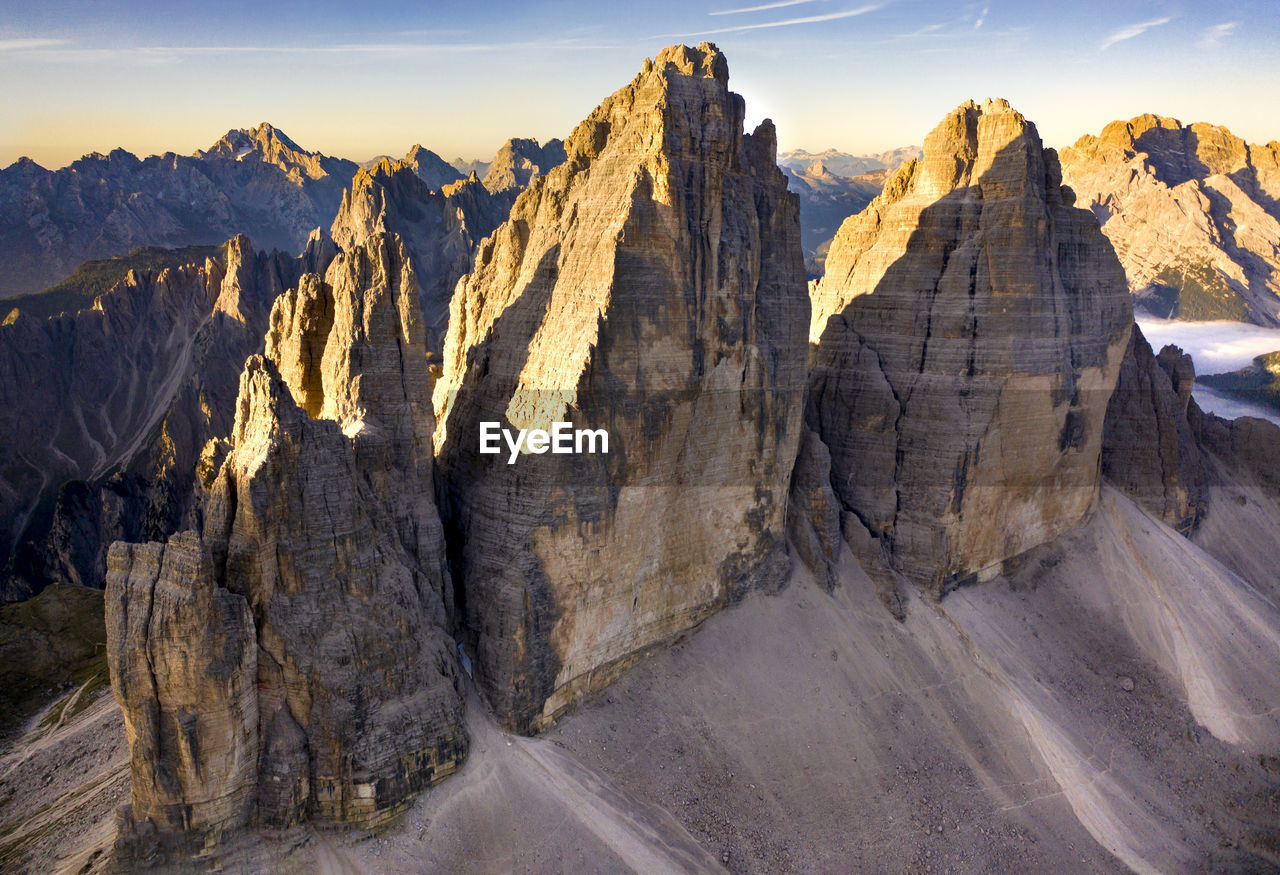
[330,160,517,354]
[803,99,1133,597]
[106,233,465,855]
[433,43,809,733]
[1060,114,1280,324]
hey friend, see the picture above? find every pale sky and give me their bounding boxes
[1,0,1276,170]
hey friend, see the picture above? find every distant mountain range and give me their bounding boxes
[782,163,887,274]
[777,146,921,177]
[1061,115,1280,326]
[6,120,1280,332]
[0,127,565,301]
[0,124,356,297]
[776,147,919,275]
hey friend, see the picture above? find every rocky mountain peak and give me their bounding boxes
[4,156,46,172]
[1081,113,1253,186]
[650,41,728,84]
[402,143,464,190]
[480,136,567,194]
[803,96,1132,595]
[1060,113,1280,323]
[107,229,463,852]
[196,122,334,183]
[907,97,1052,204]
[332,154,519,354]
[433,43,806,731]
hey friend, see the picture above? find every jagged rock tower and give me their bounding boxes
[803,99,1133,596]
[106,233,465,854]
[433,43,809,732]
[331,160,519,354]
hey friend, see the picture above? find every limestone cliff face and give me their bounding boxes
[106,233,464,851]
[433,43,808,732]
[1101,326,1211,533]
[330,160,515,352]
[0,234,335,602]
[480,137,567,194]
[1102,325,1280,531]
[106,533,258,840]
[1060,115,1280,324]
[805,99,1133,595]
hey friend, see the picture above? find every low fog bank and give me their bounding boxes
[1137,317,1280,373]
[1137,317,1280,424]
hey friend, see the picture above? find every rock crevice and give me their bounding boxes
[433,42,809,732]
[106,233,465,854]
[801,98,1133,596]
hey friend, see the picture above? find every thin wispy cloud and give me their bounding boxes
[710,0,824,15]
[668,4,883,37]
[974,6,989,30]
[1100,16,1172,51]
[895,23,944,40]
[0,38,69,51]
[1198,21,1239,49]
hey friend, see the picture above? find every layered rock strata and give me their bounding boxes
[433,43,809,732]
[802,99,1133,596]
[330,160,519,352]
[106,232,464,854]
[1060,115,1280,324]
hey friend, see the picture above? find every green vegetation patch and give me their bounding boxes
[0,584,107,734]
[1153,261,1249,322]
[37,658,109,733]
[1,243,220,321]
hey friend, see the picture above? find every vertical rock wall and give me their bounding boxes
[805,99,1133,595]
[106,233,465,853]
[433,43,809,732]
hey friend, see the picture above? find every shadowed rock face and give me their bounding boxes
[1060,114,1280,324]
[803,99,1133,597]
[106,233,465,855]
[0,124,356,297]
[330,160,521,353]
[1102,323,1280,542]
[1101,325,1211,533]
[0,233,337,603]
[433,42,809,733]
